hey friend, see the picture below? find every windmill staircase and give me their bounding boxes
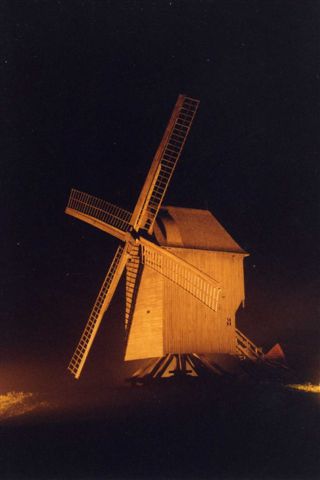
[235,328,263,361]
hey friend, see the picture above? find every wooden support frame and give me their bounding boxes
[127,353,231,385]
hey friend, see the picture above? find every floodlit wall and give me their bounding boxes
[125,264,164,360]
[125,206,247,360]
[125,249,246,360]
[163,248,245,355]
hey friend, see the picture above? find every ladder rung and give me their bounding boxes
[179,113,193,122]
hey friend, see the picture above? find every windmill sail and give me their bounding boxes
[139,239,221,312]
[68,245,128,379]
[124,243,141,344]
[131,95,199,234]
[66,189,131,241]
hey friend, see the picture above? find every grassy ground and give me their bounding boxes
[0,377,319,479]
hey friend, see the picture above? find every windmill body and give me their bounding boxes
[65,95,261,380]
[125,206,247,360]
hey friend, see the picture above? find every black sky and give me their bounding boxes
[1,1,319,377]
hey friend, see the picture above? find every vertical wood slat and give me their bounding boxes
[163,250,246,355]
[124,263,164,361]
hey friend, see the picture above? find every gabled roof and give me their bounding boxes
[154,206,246,253]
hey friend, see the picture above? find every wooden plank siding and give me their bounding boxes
[163,249,245,355]
[124,265,164,360]
[125,249,246,360]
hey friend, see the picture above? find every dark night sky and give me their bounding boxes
[1,1,319,380]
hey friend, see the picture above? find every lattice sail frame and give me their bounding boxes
[67,189,132,232]
[68,245,128,378]
[130,96,200,233]
[66,189,131,241]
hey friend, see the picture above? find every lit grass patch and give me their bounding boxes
[287,383,320,394]
[0,391,48,420]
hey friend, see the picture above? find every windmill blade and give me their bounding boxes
[139,238,221,312]
[68,244,129,379]
[66,189,131,241]
[125,243,141,335]
[131,95,200,234]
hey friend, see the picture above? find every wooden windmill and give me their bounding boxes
[66,95,262,381]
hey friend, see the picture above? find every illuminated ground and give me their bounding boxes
[0,392,49,420]
[0,374,319,479]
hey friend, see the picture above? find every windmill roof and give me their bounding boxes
[154,206,246,253]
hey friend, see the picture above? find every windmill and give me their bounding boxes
[66,94,263,382]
